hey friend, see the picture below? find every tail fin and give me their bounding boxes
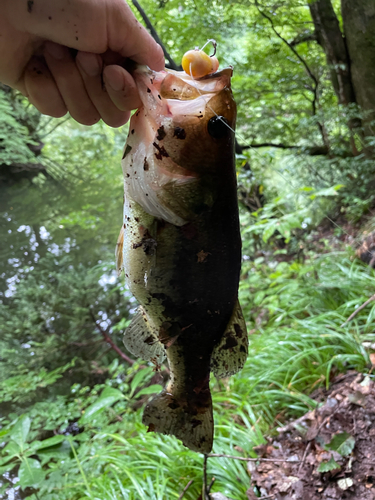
[142,390,213,453]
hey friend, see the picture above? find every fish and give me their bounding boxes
[116,64,248,454]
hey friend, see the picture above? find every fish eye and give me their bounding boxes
[207,116,230,139]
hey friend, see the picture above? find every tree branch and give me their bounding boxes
[39,116,71,139]
[207,453,302,463]
[290,30,317,47]
[238,142,298,151]
[236,142,328,155]
[90,311,135,365]
[255,1,317,85]
[178,480,194,500]
[340,293,375,327]
[255,1,330,152]
[131,0,181,71]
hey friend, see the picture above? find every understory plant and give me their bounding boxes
[1,248,375,499]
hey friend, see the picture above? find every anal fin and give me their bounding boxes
[211,300,248,378]
[123,307,166,365]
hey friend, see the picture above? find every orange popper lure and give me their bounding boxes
[117,41,248,454]
[182,39,220,78]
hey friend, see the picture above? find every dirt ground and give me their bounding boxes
[246,371,375,500]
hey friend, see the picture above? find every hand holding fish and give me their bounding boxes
[0,0,164,127]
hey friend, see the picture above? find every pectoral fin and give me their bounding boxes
[116,225,125,276]
[123,307,166,365]
[211,301,248,378]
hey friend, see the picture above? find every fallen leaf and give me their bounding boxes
[210,493,231,500]
[247,461,257,474]
[318,457,340,473]
[348,391,366,406]
[197,250,210,263]
[326,432,355,457]
[362,375,372,386]
[278,476,299,492]
[337,477,354,490]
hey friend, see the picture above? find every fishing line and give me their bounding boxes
[200,39,217,56]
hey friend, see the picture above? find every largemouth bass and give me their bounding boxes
[116,64,248,454]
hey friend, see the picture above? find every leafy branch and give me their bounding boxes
[131,0,181,71]
[290,30,317,47]
[254,0,330,152]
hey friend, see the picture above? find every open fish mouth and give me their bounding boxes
[134,65,234,118]
[129,65,236,154]
[122,65,237,226]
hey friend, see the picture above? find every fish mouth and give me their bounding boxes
[157,67,233,100]
[122,65,236,226]
[132,66,234,122]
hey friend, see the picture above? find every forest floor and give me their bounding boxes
[247,371,375,500]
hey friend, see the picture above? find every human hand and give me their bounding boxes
[0,0,165,127]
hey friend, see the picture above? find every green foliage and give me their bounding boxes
[0,362,75,404]
[0,89,39,166]
[317,457,340,473]
[0,360,263,499]
[325,432,355,457]
[2,246,375,498]
[242,184,343,245]
[3,1,375,498]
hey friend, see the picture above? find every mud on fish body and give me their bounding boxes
[116,48,248,454]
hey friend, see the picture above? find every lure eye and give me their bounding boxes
[182,50,219,78]
[207,116,230,139]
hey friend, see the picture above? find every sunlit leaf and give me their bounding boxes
[317,457,340,472]
[31,434,65,451]
[135,384,163,398]
[80,387,124,423]
[18,458,45,488]
[10,415,30,448]
[326,432,355,457]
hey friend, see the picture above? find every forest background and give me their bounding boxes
[1,0,375,498]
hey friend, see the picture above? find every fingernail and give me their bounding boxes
[45,41,65,60]
[155,44,165,71]
[77,52,101,77]
[104,67,124,92]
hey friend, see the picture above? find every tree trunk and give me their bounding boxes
[309,0,355,107]
[341,0,375,134]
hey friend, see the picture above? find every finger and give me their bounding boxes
[44,42,100,126]
[76,51,131,128]
[103,65,142,112]
[107,2,165,71]
[7,0,165,70]
[23,56,67,118]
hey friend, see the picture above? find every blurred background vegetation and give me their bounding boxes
[2,0,375,498]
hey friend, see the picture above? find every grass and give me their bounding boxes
[2,250,375,499]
